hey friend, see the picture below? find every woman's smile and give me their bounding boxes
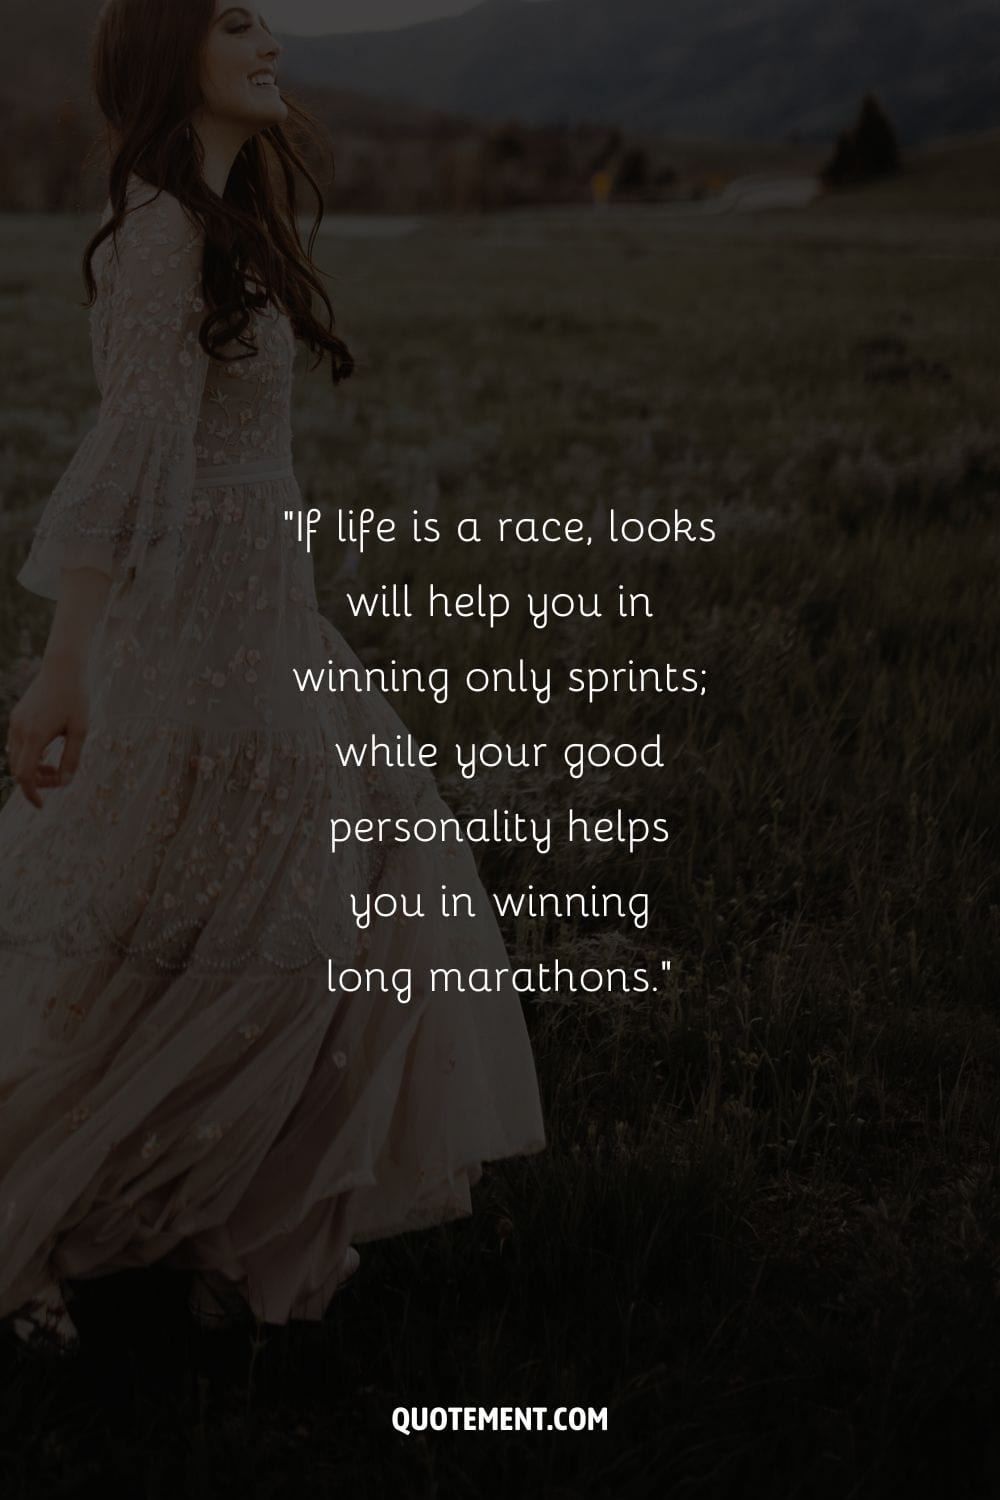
[198,3,287,135]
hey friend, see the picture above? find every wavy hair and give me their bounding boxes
[81,0,354,384]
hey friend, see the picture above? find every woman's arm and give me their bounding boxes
[43,565,113,669]
[9,185,211,811]
[7,566,111,810]
[16,185,210,605]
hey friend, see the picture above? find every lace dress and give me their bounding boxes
[0,177,545,1325]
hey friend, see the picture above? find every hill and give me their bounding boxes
[278,0,1000,146]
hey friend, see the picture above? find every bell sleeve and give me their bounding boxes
[16,188,211,604]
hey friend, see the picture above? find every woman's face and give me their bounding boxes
[198,3,287,132]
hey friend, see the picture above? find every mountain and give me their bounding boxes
[4,0,996,147]
[279,0,1000,145]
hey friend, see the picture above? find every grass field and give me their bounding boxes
[0,140,999,1497]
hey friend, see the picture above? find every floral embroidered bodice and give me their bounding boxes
[88,178,297,473]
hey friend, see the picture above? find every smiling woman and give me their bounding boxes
[86,0,354,382]
[0,0,545,1354]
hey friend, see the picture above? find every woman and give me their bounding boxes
[0,0,545,1353]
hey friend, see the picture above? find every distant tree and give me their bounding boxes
[854,93,901,175]
[588,127,622,175]
[616,146,650,193]
[533,127,572,185]
[488,122,525,163]
[821,92,901,188]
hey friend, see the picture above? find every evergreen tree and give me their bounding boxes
[854,93,902,176]
[821,93,901,188]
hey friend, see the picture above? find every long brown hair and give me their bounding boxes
[82,0,354,384]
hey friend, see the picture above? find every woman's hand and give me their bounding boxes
[5,652,89,811]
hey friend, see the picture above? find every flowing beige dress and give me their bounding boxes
[0,176,545,1325]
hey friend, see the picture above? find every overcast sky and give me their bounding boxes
[277,1,497,34]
